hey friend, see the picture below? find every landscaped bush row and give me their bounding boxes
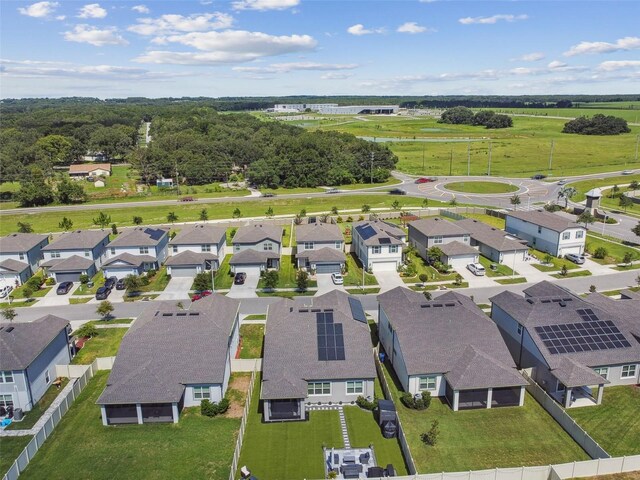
[356,395,378,411]
[200,398,230,417]
[401,391,432,410]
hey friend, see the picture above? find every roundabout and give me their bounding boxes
[443,181,519,195]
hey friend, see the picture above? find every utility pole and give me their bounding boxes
[487,140,492,176]
[370,151,374,184]
[175,162,180,197]
[211,265,215,293]
[422,143,425,171]
[635,134,639,165]
[467,141,471,176]
[548,140,555,173]
[449,148,453,176]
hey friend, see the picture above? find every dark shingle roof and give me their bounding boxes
[439,241,478,257]
[552,357,610,388]
[0,233,48,253]
[295,247,346,263]
[107,227,168,248]
[165,250,217,266]
[353,220,405,247]
[378,287,525,389]
[261,291,376,400]
[409,217,469,237]
[42,230,109,251]
[296,223,343,243]
[229,249,279,265]
[584,291,640,338]
[0,259,29,273]
[0,315,69,370]
[232,225,283,245]
[47,255,95,272]
[103,253,157,267]
[506,210,584,233]
[97,294,239,405]
[456,218,529,253]
[170,224,226,246]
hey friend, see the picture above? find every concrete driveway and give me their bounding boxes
[456,265,496,287]
[228,272,260,298]
[37,282,80,307]
[315,273,346,295]
[157,277,193,301]
[374,271,405,292]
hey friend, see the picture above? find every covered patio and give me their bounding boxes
[547,358,608,409]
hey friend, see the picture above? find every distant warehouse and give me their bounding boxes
[273,103,399,115]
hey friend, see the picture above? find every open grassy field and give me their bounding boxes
[570,175,640,202]
[585,234,640,265]
[444,181,518,194]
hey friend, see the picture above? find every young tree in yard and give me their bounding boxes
[262,270,279,290]
[199,209,208,221]
[454,273,463,286]
[623,252,634,266]
[422,197,429,208]
[299,209,307,217]
[232,208,242,219]
[361,204,371,213]
[265,206,274,218]
[167,211,178,223]
[421,420,440,446]
[17,222,33,233]
[58,217,73,231]
[589,285,597,293]
[610,185,620,198]
[427,247,443,265]
[391,200,402,210]
[560,265,568,276]
[296,270,309,292]
[331,206,339,215]
[124,274,142,293]
[633,221,640,238]
[96,300,114,320]
[449,196,457,207]
[192,272,212,292]
[510,194,521,210]
[593,247,608,259]
[576,211,596,228]
[544,254,553,265]
[111,224,118,235]
[75,323,98,339]
[629,180,639,192]
[132,216,143,225]
[21,286,33,300]
[93,212,111,229]
[619,194,633,212]
[1,307,17,322]
[637,274,640,288]
[557,186,577,208]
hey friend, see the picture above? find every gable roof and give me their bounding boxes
[232,225,283,244]
[261,291,376,400]
[108,227,168,248]
[456,218,529,253]
[68,163,111,174]
[439,240,478,257]
[0,259,29,273]
[352,220,405,247]
[409,217,469,237]
[506,210,584,233]
[296,222,343,243]
[103,253,157,268]
[295,247,346,263]
[165,250,217,266]
[0,315,69,370]
[0,233,48,253]
[170,224,226,246]
[42,230,109,251]
[97,294,239,405]
[47,255,95,272]
[583,291,640,339]
[229,249,279,265]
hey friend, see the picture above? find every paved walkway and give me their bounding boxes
[0,379,77,437]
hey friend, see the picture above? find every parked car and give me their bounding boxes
[115,278,126,290]
[104,276,117,290]
[95,286,111,300]
[262,193,276,198]
[179,196,196,202]
[389,188,407,195]
[234,272,247,285]
[557,179,568,185]
[326,188,340,194]
[415,177,436,184]
[191,290,212,301]
[0,285,14,299]
[467,263,486,276]
[56,281,73,295]
[565,253,586,264]
[531,174,547,180]
[622,170,635,175]
[331,273,344,285]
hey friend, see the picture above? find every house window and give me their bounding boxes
[346,381,364,395]
[0,395,14,409]
[84,250,90,257]
[517,324,523,335]
[193,386,211,400]
[110,248,116,255]
[562,232,571,240]
[19,253,25,260]
[264,243,273,251]
[335,241,341,249]
[621,364,637,379]
[304,242,314,250]
[593,367,609,380]
[576,231,584,239]
[538,226,542,234]
[433,236,443,245]
[372,246,381,254]
[51,251,60,258]
[389,245,398,253]
[172,246,178,253]
[201,245,211,252]
[463,235,470,243]
[45,370,50,384]
[0,371,14,383]
[308,382,331,396]
[419,376,437,391]
[139,247,149,254]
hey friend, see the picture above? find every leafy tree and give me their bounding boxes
[421,420,440,446]
[17,222,33,233]
[484,114,513,129]
[58,217,73,231]
[331,206,339,215]
[167,211,178,223]
[232,208,242,219]
[629,180,639,192]
[16,168,55,207]
[589,285,597,293]
[560,265,568,276]
[449,196,457,206]
[124,274,142,292]
[361,204,371,213]
[265,206,274,218]
[543,254,553,265]
[299,208,307,217]
[93,212,111,229]
[132,216,143,225]
[422,197,429,208]
[576,211,596,228]
[193,272,212,292]
[96,300,114,320]
[262,270,279,289]
[35,135,73,164]
[56,177,87,204]
[111,224,118,235]
[296,270,309,292]
[593,247,608,259]
[427,246,443,265]
[79,274,89,284]
[562,114,630,135]
[622,252,634,266]
[199,209,208,221]
[510,194,521,210]
[454,273,463,285]
[632,221,640,237]
[557,186,577,208]
[610,185,620,198]
[75,323,98,338]
[391,200,402,210]
[1,307,17,322]
[439,106,474,125]
[619,194,633,212]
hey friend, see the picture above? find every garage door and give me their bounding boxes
[104,269,135,280]
[371,261,397,273]
[55,272,81,283]
[315,263,341,274]
[236,265,262,276]
[447,254,477,270]
[171,266,199,277]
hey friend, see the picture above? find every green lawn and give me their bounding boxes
[214,254,234,289]
[346,287,381,295]
[19,371,240,480]
[401,251,458,283]
[343,253,378,287]
[237,377,344,480]
[495,277,528,285]
[73,271,104,295]
[529,248,580,272]
[570,175,640,202]
[380,362,588,473]
[257,255,317,290]
[551,270,592,279]
[243,314,266,320]
[461,213,506,229]
[0,437,31,476]
[6,378,70,431]
[585,234,640,265]
[136,266,170,292]
[71,328,127,364]
[568,386,640,457]
[344,407,408,475]
[478,255,516,277]
[69,297,92,304]
[239,324,264,359]
[444,181,519,194]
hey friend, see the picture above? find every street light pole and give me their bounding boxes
[422,143,425,172]
[211,265,215,292]
[602,214,608,236]
[635,134,639,165]
[370,152,374,184]
[467,141,471,176]
[487,140,492,176]
[548,140,555,174]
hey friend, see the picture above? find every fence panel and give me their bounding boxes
[15,451,29,473]
[35,428,46,447]
[231,358,262,372]
[228,364,257,480]
[95,356,116,370]
[4,463,19,480]
[25,437,38,462]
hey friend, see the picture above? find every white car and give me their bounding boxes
[467,263,486,276]
[0,285,14,299]
[331,273,344,285]
[557,179,568,185]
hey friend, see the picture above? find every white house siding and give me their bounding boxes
[303,379,375,407]
[233,239,281,255]
[171,237,226,259]
[408,374,446,397]
[102,265,139,280]
[183,384,224,407]
[353,238,402,271]
[408,226,470,260]
[505,217,585,257]
[0,371,30,413]
[296,240,344,268]
[0,240,48,277]
[0,269,28,286]
[557,228,586,257]
[44,242,108,268]
[599,363,640,386]
[500,250,527,267]
[378,306,411,392]
[109,241,168,266]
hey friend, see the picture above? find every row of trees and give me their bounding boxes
[562,114,631,135]
[438,107,513,129]
[16,168,87,207]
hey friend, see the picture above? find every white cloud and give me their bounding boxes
[233,62,358,73]
[64,25,128,46]
[77,3,107,19]
[128,13,233,36]
[564,36,640,56]
[516,52,545,62]
[459,14,528,25]
[131,5,150,14]
[18,1,58,18]
[397,22,430,34]
[56,15,66,20]
[321,72,353,80]
[232,0,299,11]
[134,30,316,65]
[597,60,640,72]
[347,24,385,36]
[547,60,567,69]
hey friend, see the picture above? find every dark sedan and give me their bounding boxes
[115,278,126,290]
[104,276,117,290]
[95,286,111,300]
[56,281,73,295]
[234,272,247,285]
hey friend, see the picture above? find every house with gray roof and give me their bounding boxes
[505,210,585,257]
[103,227,169,279]
[261,290,376,421]
[41,230,110,282]
[295,222,346,274]
[0,233,49,286]
[0,316,72,413]
[456,218,529,265]
[352,220,405,273]
[490,281,640,408]
[230,224,283,275]
[97,294,240,425]
[378,287,527,411]
[167,224,227,276]
[408,217,476,269]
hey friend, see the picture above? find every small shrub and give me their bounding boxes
[560,265,568,276]
[146,268,157,278]
[336,216,343,223]
[593,247,608,259]
[75,323,98,338]
[79,274,89,284]
[589,285,597,293]
[401,391,431,410]
[419,273,429,283]
[45,277,56,286]
[201,398,230,417]
[356,395,377,411]
[421,420,440,446]
[346,216,353,222]
[544,203,562,212]
[140,276,151,286]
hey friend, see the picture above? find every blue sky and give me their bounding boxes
[1,0,639,98]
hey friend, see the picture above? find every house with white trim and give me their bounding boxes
[0,233,49,286]
[295,222,346,274]
[229,225,283,275]
[166,224,226,277]
[352,220,405,273]
[103,227,169,279]
[41,230,110,283]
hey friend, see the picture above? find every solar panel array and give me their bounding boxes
[379,238,391,244]
[317,311,345,361]
[144,228,166,241]
[534,320,631,355]
[348,297,367,323]
[356,225,377,241]
[576,308,599,322]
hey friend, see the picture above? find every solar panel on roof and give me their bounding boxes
[316,311,345,362]
[576,308,599,322]
[144,228,165,241]
[379,238,391,244]
[356,225,377,240]
[534,320,631,355]
[348,297,367,323]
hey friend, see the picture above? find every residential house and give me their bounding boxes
[97,294,240,425]
[491,281,640,408]
[0,233,49,286]
[68,163,111,179]
[352,220,405,273]
[408,217,477,269]
[0,315,72,412]
[378,287,527,411]
[103,227,169,279]
[456,218,529,265]
[261,290,376,421]
[166,224,227,277]
[504,210,586,257]
[229,224,283,275]
[41,230,110,282]
[295,222,346,274]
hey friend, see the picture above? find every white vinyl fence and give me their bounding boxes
[231,358,262,373]
[229,363,258,480]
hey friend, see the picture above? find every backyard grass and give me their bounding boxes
[71,328,127,364]
[585,234,640,265]
[239,324,264,359]
[237,376,344,480]
[444,181,519,194]
[19,371,240,480]
[379,361,589,473]
[401,251,458,284]
[213,254,234,290]
[6,378,70,431]
[568,386,640,457]
[257,255,317,289]
[344,407,408,475]
[461,213,506,229]
[0,437,31,477]
[243,314,266,320]
[343,253,379,287]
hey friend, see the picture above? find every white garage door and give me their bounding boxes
[171,266,199,278]
[371,261,397,273]
[104,269,136,280]
[236,265,262,276]
[447,254,478,270]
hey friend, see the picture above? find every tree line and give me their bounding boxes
[562,114,631,135]
[438,107,513,129]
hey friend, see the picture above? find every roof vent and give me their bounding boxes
[421,304,431,308]
[445,303,456,307]
[289,307,293,312]
[177,312,187,316]
[526,298,534,304]
[5,327,14,333]
[559,301,567,307]
[162,313,173,317]
[433,304,443,308]
[188,312,199,316]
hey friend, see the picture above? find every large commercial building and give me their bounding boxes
[273,104,399,115]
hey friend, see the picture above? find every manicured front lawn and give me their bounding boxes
[401,251,458,284]
[529,248,580,272]
[380,362,588,473]
[135,266,170,292]
[495,277,528,285]
[213,254,234,289]
[239,324,264,359]
[237,377,344,480]
[6,378,70,431]
[568,386,640,457]
[343,253,378,287]
[71,328,127,364]
[551,270,592,279]
[257,255,317,289]
[0,437,31,476]
[73,271,104,295]
[19,371,240,480]
[478,255,516,277]
[10,280,51,299]
[585,234,640,265]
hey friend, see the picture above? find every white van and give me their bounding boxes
[467,263,486,276]
[0,285,14,299]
